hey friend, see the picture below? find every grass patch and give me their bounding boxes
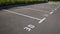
[0,0,48,6]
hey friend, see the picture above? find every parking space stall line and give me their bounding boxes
[3,10,41,20]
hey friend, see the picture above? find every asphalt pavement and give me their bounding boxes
[0,2,60,34]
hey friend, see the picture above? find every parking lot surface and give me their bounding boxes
[0,3,60,34]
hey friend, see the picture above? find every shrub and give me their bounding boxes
[0,0,48,6]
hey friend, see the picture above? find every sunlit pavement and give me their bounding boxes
[0,2,60,34]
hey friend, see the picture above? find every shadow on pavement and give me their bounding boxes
[0,2,48,10]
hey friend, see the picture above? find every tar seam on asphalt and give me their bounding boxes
[3,10,41,20]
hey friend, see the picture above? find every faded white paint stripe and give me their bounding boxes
[3,10,41,20]
[20,7,49,13]
[38,17,46,23]
[49,11,54,14]
[50,6,60,15]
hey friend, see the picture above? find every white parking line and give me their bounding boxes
[49,6,60,15]
[2,5,60,24]
[44,14,49,17]
[55,8,57,10]
[49,11,54,14]
[20,7,49,13]
[38,6,60,24]
[3,10,41,20]
[38,17,46,24]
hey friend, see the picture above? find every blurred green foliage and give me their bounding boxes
[0,0,48,6]
[49,0,60,1]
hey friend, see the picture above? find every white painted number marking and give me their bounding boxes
[24,27,31,31]
[24,24,35,31]
[28,24,35,29]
